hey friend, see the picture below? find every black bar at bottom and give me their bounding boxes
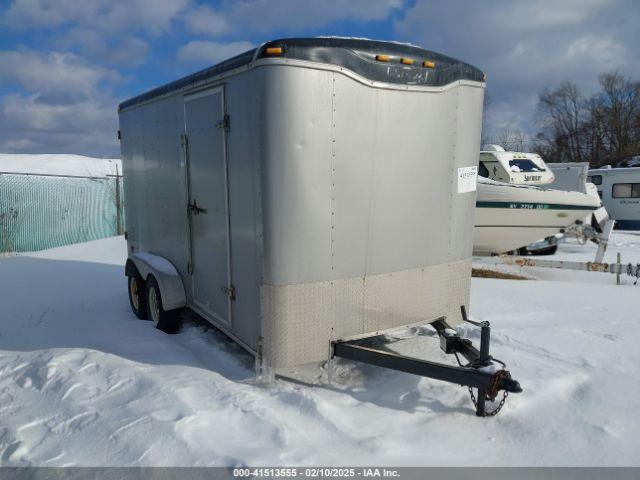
[333,342,496,390]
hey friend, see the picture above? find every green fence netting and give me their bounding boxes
[0,173,124,253]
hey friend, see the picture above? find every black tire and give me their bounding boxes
[145,275,180,334]
[128,275,148,320]
[528,244,558,256]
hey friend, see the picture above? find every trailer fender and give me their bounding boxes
[125,258,141,278]
[126,252,186,311]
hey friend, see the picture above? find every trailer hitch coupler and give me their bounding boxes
[500,376,523,394]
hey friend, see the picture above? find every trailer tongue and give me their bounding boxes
[332,307,522,417]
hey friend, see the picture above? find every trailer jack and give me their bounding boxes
[332,307,522,416]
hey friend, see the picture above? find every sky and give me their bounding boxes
[0,0,638,158]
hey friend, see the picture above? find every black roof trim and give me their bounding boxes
[119,37,483,111]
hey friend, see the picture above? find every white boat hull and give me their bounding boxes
[474,208,587,254]
[474,178,601,255]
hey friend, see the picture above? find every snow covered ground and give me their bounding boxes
[1,233,640,466]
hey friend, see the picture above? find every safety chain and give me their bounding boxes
[626,263,640,285]
[454,352,510,416]
[469,369,511,417]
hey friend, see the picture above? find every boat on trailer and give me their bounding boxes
[474,176,601,255]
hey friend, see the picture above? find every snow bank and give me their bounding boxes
[1,235,639,466]
[0,153,121,177]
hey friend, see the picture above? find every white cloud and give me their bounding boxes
[1,138,37,151]
[2,0,189,35]
[394,0,639,139]
[1,0,636,157]
[1,94,112,132]
[0,49,119,94]
[183,5,231,37]
[177,40,254,66]
[507,0,613,29]
[1,0,184,67]
[0,47,120,156]
[181,0,403,36]
[2,0,95,29]
[565,34,628,70]
[0,93,118,155]
[56,28,150,67]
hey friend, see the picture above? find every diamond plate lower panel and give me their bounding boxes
[261,258,471,369]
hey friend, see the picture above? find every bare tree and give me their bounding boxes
[537,82,588,163]
[481,92,492,147]
[492,127,527,152]
[591,72,640,163]
[533,72,640,166]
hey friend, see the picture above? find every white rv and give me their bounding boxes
[588,167,640,230]
[479,145,555,185]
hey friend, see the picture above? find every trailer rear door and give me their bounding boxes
[184,87,232,327]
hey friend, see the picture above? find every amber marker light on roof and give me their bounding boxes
[376,54,390,62]
[400,58,415,65]
[266,47,283,55]
[423,60,435,68]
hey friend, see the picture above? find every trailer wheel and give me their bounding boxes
[528,244,558,256]
[145,275,180,334]
[128,275,148,320]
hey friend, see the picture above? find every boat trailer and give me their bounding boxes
[476,253,640,285]
[522,218,616,260]
[331,307,522,417]
[477,217,640,286]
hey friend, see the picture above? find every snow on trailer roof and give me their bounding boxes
[119,37,484,111]
[0,153,122,178]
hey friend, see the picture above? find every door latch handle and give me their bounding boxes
[221,285,236,301]
[188,199,207,215]
[216,114,230,132]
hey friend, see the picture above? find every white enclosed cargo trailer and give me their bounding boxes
[118,38,520,415]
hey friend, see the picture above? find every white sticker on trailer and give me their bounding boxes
[458,166,478,193]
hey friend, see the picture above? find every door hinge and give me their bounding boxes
[216,114,230,132]
[221,285,236,301]
[180,134,188,146]
[117,129,121,140]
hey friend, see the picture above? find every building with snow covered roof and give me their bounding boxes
[0,154,124,252]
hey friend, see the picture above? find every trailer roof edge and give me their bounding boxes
[118,37,484,111]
